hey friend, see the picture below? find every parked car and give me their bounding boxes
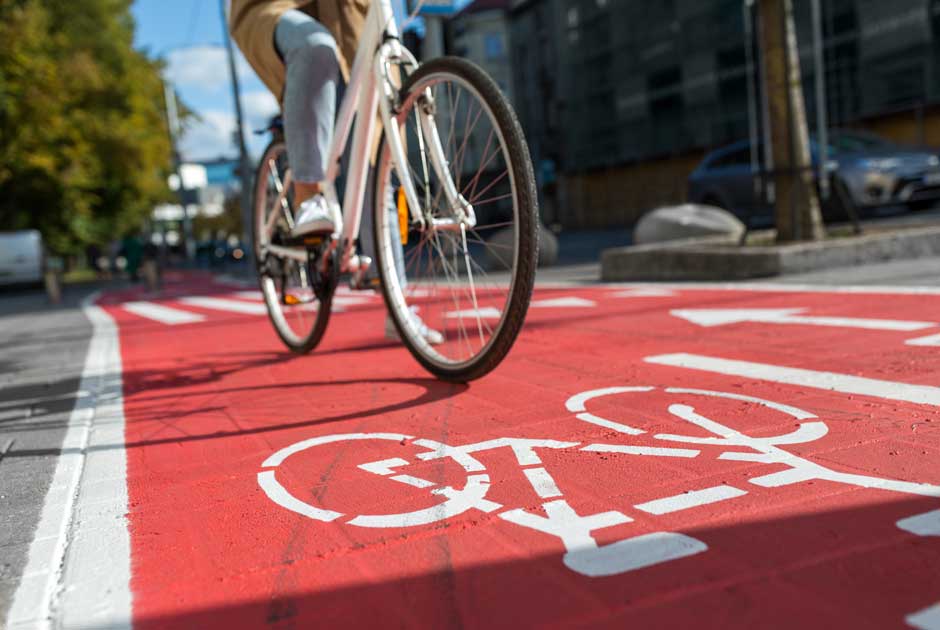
[0,230,44,286]
[688,130,940,226]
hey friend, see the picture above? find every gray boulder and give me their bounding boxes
[634,204,745,245]
[484,223,558,270]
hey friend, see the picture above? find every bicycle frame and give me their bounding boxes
[262,0,473,275]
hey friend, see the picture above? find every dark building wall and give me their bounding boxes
[509,0,940,229]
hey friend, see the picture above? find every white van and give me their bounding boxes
[0,230,45,286]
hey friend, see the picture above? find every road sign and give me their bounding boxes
[416,0,460,16]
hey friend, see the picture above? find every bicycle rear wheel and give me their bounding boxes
[253,138,332,354]
[373,57,538,382]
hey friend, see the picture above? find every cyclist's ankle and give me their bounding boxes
[294,181,323,204]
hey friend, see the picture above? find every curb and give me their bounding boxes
[601,225,940,281]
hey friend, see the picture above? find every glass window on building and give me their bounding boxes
[484,33,504,60]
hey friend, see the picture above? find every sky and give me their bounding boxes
[130,0,432,164]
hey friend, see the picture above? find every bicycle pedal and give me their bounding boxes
[349,275,381,292]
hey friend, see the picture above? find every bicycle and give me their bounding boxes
[252,0,539,382]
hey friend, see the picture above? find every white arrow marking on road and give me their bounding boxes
[531,296,597,308]
[671,307,935,331]
[645,353,940,406]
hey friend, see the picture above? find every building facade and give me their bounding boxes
[504,0,940,229]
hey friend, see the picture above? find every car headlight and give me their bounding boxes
[928,155,940,168]
[860,158,901,172]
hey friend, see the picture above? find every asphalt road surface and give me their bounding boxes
[2,264,940,629]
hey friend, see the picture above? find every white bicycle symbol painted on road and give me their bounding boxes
[259,386,940,579]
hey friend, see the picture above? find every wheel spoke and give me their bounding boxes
[375,63,533,377]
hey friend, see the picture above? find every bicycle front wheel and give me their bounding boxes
[373,57,538,382]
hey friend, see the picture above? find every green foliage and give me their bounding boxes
[0,0,173,254]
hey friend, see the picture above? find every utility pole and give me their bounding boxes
[163,79,194,261]
[220,0,254,264]
[757,0,825,242]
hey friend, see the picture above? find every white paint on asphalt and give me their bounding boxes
[897,509,940,537]
[179,295,268,315]
[390,475,436,489]
[634,485,748,515]
[596,281,940,296]
[522,467,563,498]
[359,457,409,476]
[257,470,343,522]
[671,307,935,331]
[664,387,817,419]
[530,296,597,308]
[6,295,132,630]
[610,288,677,297]
[565,386,655,436]
[908,601,940,630]
[645,353,940,406]
[561,531,708,578]
[582,444,701,458]
[122,300,205,325]
[444,307,501,319]
[907,333,940,346]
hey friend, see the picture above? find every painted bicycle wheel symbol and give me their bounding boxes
[259,386,940,579]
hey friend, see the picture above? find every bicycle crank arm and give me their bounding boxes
[263,244,307,263]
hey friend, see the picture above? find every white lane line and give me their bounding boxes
[611,288,677,297]
[908,601,940,630]
[897,509,940,537]
[645,353,940,407]
[179,295,268,315]
[522,467,563,498]
[908,333,940,347]
[237,289,371,308]
[445,307,501,319]
[591,281,940,296]
[634,485,748,515]
[582,444,700,458]
[7,295,132,629]
[390,475,436,489]
[530,296,597,308]
[334,296,374,307]
[122,300,205,325]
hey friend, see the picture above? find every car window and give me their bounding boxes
[708,147,752,169]
[827,132,894,153]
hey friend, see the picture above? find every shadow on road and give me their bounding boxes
[100,495,940,629]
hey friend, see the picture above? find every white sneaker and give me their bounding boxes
[291,194,336,237]
[385,306,444,345]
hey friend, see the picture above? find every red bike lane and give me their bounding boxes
[96,274,940,629]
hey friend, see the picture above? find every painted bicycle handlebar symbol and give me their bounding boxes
[259,386,940,578]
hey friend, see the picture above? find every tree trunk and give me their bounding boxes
[758,0,825,242]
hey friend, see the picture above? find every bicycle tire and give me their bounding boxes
[373,56,538,382]
[253,137,332,354]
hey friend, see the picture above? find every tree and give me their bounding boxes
[0,0,173,255]
[757,0,825,242]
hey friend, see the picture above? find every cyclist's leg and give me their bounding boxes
[275,10,339,203]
